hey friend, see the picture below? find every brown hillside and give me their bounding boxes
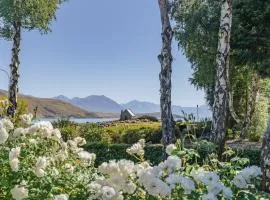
[0,90,101,118]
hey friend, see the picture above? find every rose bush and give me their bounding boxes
[0,116,269,199]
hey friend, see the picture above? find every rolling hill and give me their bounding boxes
[0,90,111,118]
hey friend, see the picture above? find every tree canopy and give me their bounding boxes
[0,0,65,39]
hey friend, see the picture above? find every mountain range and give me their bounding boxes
[0,89,211,119]
[0,90,116,118]
[55,95,212,119]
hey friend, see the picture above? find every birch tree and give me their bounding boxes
[158,0,175,147]
[0,0,66,117]
[172,0,270,141]
[211,0,233,156]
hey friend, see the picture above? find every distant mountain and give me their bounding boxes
[0,90,107,118]
[54,95,211,119]
[55,95,123,113]
[122,100,212,119]
[122,100,160,113]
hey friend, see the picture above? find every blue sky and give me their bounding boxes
[0,0,205,106]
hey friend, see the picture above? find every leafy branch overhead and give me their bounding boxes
[0,0,66,39]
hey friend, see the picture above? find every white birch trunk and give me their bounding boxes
[211,0,232,156]
[158,0,175,146]
[7,21,21,117]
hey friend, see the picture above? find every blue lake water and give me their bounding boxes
[35,117,119,123]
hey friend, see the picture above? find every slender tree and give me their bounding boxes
[262,115,270,192]
[172,0,270,140]
[211,0,233,156]
[0,0,66,117]
[158,0,175,147]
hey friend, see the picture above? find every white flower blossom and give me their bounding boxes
[64,163,75,173]
[9,158,19,172]
[13,128,27,137]
[166,144,177,155]
[78,151,96,162]
[164,156,182,172]
[233,166,262,189]
[74,137,86,146]
[233,174,247,189]
[126,139,145,156]
[53,194,69,200]
[202,192,217,200]
[200,172,220,186]
[101,186,117,200]
[20,114,33,125]
[0,118,14,131]
[10,184,28,200]
[34,157,49,177]
[9,147,21,160]
[0,125,9,144]
[222,186,233,199]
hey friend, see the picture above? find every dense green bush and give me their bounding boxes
[52,118,79,141]
[248,96,269,141]
[121,127,162,144]
[137,115,159,122]
[194,140,217,162]
[84,141,261,166]
[234,148,261,166]
[84,143,164,166]
[79,123,111,143]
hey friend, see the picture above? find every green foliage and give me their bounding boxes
[172,0,270,90]
[52,119,79,141]
[103,122,162,144]
[84,143,163,166]
[78,123,111,144]
[234,148,261,166]
[0,97,28,126]
[248,97,269,141]
[0,119,94,200]
[84,140,261,167]
[0,0,66,39]
[172,0,270,136]
[247,79,270,141]
[194,140,216,162]
[137,115,159,122]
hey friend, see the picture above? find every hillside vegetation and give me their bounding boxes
[0,90,115,118]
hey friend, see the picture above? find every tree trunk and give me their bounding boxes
[158,0,175,146]
[240,73,260,138]
[7,21,21,118]
[211,0,232,157]
[262,115,270,192]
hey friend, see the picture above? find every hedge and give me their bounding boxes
[84,142,261,166]
[234,148,261,166]
[84,143,164,166]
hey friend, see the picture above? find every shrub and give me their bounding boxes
[248,97,269,141]
[84,140,261,167]
[234,148,261,166]
[103,122,162,144]
[194,140,217,162]
[79,123,111,143]
[84,143,164,166]
[0,117,268,200]
[52,118,79,141]
[137,115,159,122]
[0,97,28,126]
[0,118,95,200]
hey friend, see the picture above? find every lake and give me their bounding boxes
[35,117,119,123]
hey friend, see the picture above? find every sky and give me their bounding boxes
[0,0,205,107]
